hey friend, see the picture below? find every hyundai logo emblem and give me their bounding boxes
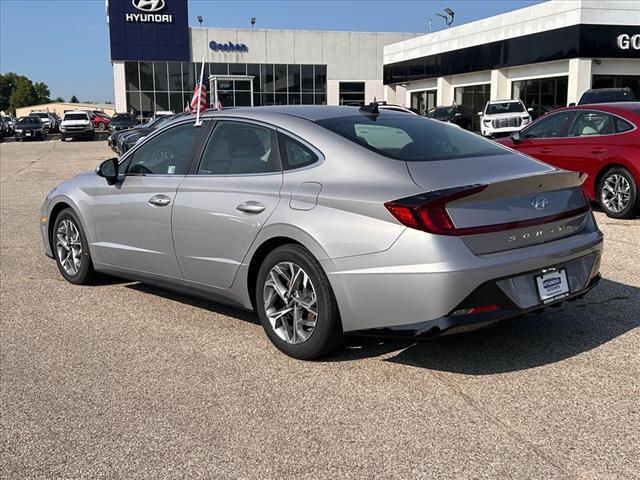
[132,0,166,13]
[531,196,549,211]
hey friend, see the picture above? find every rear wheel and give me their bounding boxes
[53,208,97,284]
[256,244,343,360]
[598,167,638,219]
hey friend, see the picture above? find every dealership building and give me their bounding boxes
[107,0,639,121]
[106,0,417,116]
[383,0,640,130]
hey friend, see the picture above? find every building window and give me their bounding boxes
[592,75,640,100]
[410,90,436,116]
[454,84,490,131]
[339,82,365,106]
[512,76,568,119]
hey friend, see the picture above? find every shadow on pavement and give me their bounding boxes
[118,278,637,374]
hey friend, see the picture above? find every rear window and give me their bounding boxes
[315,114,508,162]
[64,113,88,121]
[113,114,133,121]
[18,117,40,124]
[579,90,635,105]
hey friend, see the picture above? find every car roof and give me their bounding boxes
[65,110,90,115]
[199,105,414,122]
[554,102,640,113]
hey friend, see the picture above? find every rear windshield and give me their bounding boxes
[316,114,508,162]
[486,102,525,114]
[428,107,454,119]
[112,114,133,121]
[579,90,635,105]
[64,113,88,121]
[31,112,48,118]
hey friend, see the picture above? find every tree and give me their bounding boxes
[9,77,38,111]
[52,96,65,103]
[33,82,50,104]
[70,95,79,103]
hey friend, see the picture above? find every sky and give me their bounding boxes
[0,0,544,103]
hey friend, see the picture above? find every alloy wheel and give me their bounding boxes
[601,173,631,213]
[56,219,82,276]
[263,262,318,344]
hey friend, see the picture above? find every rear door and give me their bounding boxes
[172,119,283,289]
[514,110,574,164]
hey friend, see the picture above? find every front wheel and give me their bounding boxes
[598,167,638,219]
[53,208,97,284]
[256,244,343,360]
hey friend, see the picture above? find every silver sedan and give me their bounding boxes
[40,106,603,359]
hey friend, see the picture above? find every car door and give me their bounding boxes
[512,110,574,164]
[552,110,619,173]
[172,119,283,289]
[91,121,205,278]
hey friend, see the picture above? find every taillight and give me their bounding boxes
[384,184,488,235]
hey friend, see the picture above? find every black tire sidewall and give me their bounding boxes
[255,245,341,360]
[53,208,94,284]
[598,167,638,219]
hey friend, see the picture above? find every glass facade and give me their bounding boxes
[410,90,437,116]
[512,76,568,119]
[454,84,491,131]
[124,61,327,119]
[338,82,365,106]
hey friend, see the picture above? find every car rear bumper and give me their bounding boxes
[61,129,94,139]
[324,213,603,333]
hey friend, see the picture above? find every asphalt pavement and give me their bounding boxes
[1,138,638,479]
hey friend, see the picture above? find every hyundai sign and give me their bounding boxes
[107,0,189,61]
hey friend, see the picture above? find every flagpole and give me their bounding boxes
[194,53,206,126]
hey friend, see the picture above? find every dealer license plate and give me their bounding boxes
[25,132,31,136]
[535,268,570,304]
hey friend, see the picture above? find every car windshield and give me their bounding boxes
[486,102,525,114]
[18,117,40,124]
[31,113,48,118]
[64,113,88,121]
[316,114,508,162]
[112,114,132,122]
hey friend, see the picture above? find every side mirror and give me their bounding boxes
[454,112,462,117]
[568,102,576,107]
[96,157,119,184]
[477,111,483,116]
[510,131,522,143]
[527,107,534,112]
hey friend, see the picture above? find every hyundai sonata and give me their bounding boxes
[40,105,603,359]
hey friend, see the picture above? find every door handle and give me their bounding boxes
[539,148,553,154]
[236,201,266,214]
[148,194,172,207]
[591,148,607,154]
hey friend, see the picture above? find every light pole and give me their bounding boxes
[197,15,203,27]
[436,8,455,27]
[251,17,256,27]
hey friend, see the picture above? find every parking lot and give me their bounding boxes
[1,139,638,479]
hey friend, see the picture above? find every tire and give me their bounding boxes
[255,244,343,360]
[52,208,97,285]
[597,167,638,219]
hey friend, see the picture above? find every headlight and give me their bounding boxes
[16,129,23,133]
[483,119,492,124]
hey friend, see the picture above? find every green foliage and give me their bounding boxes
[52,97,65,103]
[70,95,79,103]
[0,73,53,114]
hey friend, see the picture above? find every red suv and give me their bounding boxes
[91,112,111,130]
[496,103,640,219]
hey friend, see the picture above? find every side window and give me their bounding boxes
[278,133,319,170]
[523,112,573,139]
[568,111,615,137]
[127,123,200,175]
[615,117,635,133]
[198,121,280,175]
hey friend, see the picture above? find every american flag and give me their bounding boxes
[188,84,207,114]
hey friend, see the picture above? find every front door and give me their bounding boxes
[172,119,283,289]
[91,122,204,278]
[515,110,575,164]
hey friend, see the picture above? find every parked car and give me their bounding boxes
[60,111,95,141]
[479,99,533,138]
[2,115,15,134]
[29,111,54,132]
[426,105,472,130]
[116,113,186,154]
[15,116,46,141]
[578,87,636,105]
[108,113,137,133]
[496,102,640,219]
[41,106,603,359]
[91,112,111,130]
[0,117,6,141]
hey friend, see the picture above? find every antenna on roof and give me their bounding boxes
[359,100,380,116]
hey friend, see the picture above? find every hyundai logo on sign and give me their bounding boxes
[531,196,549,211]
[127,0,173,23]
[210,41,249,53]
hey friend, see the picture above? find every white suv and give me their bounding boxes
[60,111,95,141]
[479,100,532,138]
